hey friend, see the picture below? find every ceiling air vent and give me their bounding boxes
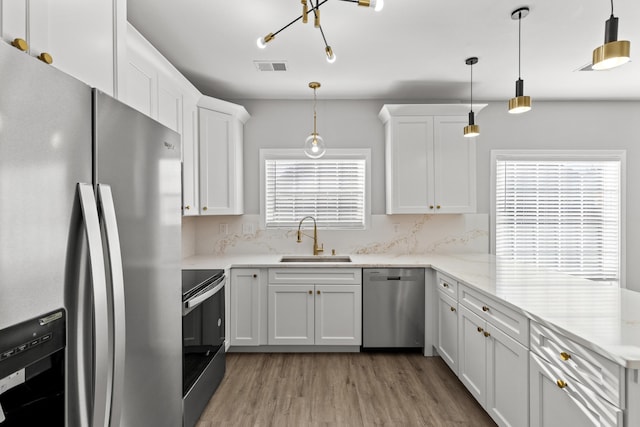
[254,60,288,72]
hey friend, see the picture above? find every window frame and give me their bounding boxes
[259,148,372,230]
[490,150,626,287]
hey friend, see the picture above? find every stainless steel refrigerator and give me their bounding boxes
[0,41,182,426]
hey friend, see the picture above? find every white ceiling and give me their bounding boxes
[127,0,640,101]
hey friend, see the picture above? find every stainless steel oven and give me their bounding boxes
[182,269,225,427]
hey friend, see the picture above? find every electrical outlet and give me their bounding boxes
[393,223,400,233]
[242,223,254,234]
[219,224,228,235]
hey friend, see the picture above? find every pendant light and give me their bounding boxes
[304,82,326,159]
[464,57,480,138]
[508,7,531,114]
[592,0,631,70]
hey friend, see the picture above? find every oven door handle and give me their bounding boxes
[183,279,225,315]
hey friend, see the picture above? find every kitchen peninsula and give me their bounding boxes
[183,252,640,426]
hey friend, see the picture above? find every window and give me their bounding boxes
[492,151,625,286]
[261,149,370,229]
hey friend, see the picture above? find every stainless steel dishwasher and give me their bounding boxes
[362,268,425,348]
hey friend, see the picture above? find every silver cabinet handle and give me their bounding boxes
[78,183,110,427]
[97,184,125,427]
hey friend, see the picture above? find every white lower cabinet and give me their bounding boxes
[268,283,361,346]
[458,304,529,427]
[267,268,362,346]
[314,284,362,345]
[529,320,625,427]
[530,352,622,427]
[230,268,263,346]
[458,305,488,405]
[437,290,459,374]
[268,284,315,345]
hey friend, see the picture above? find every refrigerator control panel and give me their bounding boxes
[0,309,65,379]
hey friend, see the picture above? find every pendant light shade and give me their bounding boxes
[463,57,480,138]
[592,1,631,70]
[508,7,532,114]
[304,82,326,159]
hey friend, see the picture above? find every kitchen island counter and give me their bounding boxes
[183,252,640,368]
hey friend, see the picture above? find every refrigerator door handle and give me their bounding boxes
[97,184,126,427]
[77,183,110,427]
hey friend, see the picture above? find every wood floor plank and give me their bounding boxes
[198,353,496,427]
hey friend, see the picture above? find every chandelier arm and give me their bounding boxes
[318,24,330,48]
[270,0,330,37]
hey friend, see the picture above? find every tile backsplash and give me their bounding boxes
[182,214,488,257]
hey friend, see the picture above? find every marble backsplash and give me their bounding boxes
[182,214,489,257]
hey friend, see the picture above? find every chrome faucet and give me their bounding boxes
[296,216,324,256]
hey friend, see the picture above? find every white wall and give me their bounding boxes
[237,99,640,289]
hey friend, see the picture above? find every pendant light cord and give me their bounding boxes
[610,0,614,17]
[470,62,474,113]
[518,11,522,79]
[313,87,318,135]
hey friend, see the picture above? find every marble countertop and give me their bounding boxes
[182,252,640,369]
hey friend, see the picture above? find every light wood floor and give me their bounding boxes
[196,352,497,427]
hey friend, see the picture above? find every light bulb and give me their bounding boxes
[373,0,384,12]
[257,33,274,49]
[325,46,336,64]
[304,134,326,159]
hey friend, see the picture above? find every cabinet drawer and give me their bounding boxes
[458,284,528,347]
[530,352,623,427]
[436,272,457,299]
[269,268,362,285]
[530,321,624,408]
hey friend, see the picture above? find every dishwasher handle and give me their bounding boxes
[386,276,402,281]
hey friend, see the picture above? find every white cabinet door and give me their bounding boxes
[458,304,487,407]
[486,325,529,427]
[1,1,27,48]
[230,269,261,346]
[380,105,481,214]
[268,284,314,345]
[314,285,361,346]
[181,93,199,215]
[124,42,156,118]
[385,116,434,214]
[530,352,623,427]
[157,74,183,133]
[47,0,119,96]
[433,116,476,213]
[437,291,458,374]
[198,107,243,215]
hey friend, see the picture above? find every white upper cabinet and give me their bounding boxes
[198,96,249,215]
[123,23,203,215]
[1,0,125,97]
[379,104,485,214]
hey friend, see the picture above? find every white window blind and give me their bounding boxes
[495,159,621,284]
[265,158,366,229]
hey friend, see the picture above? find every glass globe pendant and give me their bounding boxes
[304,82,326,159]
